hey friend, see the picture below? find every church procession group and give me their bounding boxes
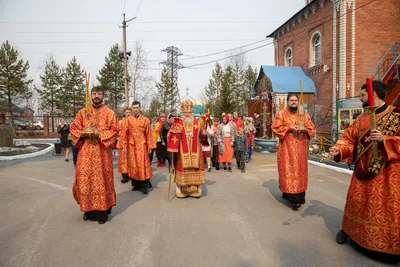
[69,78,400,258]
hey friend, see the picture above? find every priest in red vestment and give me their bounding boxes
[330,80,400,255]
[118,107,131,183]
[70,86,119,224]
[167,100,206,198]
[118,101,156,194]
[272,93,315,210]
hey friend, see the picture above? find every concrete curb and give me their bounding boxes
[0,143,54,161]
[14,138,58,142]
[308,160,353,176]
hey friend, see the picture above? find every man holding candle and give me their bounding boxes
[70,86,119,224]
[330,80,400,255]
[271,93,315,210]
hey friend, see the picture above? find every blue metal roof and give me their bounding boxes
[255,66,316,94]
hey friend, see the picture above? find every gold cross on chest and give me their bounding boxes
[172,136,178,144]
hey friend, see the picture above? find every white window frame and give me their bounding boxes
[310,31,322,67]
[284,47,293,66]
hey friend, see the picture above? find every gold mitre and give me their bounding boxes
[181,100,194,113]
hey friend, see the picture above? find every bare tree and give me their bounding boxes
[128,40,152,105]
[226,48,248,72]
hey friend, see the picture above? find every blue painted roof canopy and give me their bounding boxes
[254,66,316,94]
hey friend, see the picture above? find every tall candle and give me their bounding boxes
[366,76,374,107]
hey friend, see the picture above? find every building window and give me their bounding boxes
[285,47,293,66]
[310,31,322,67]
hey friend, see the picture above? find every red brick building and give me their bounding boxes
[267,0,400,136]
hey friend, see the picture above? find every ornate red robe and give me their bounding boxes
[271,108,315,194]
[117,118,129,174]
[70,104,118,212]
[118,114,156,181]
[167,117,205,186]
[334,105,400,254]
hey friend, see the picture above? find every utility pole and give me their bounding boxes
[120,13,136,107]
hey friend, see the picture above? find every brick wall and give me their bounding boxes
[273,0,400,135]
[354,0,400,93]
[275,1,333,134]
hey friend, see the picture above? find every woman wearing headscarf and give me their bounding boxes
[217,114,236,172]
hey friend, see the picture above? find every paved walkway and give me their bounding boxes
[0,152,395,266]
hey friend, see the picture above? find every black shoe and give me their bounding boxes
[65,159,69,162]
[208,167,211,172]
[228,167,232,172]
[149,181,153,188]
[336,229,348,244]
[140,188,148,194]
[83,213,88,221]
[223,167,227,171]
[121,179,129,183]
[132,186,139,191]
[98,220,106,224]
[216,166,220,170]
[291,202,299,210]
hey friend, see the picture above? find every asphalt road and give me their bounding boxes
[0,151,397,267]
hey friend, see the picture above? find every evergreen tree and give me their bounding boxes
[60,57,85,117]
[231,63,243,113]
[146,96,162,118]
[35,55,63,132]
[217,65,235,116]
[156,67,178,113]
[204,62,223,115]
[0,41,33,127]
[239,65,258,115]
[97,44,125,111]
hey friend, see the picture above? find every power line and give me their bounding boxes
[133,0,144,17]
[122,0,128,13]
[0,21,284,25]
[180,39,268,61]
[8,39,262,44]
[184,42,273,68]
[181,0,378,68]
[14,29,273,34]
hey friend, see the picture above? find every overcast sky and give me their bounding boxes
[0,0,304,108]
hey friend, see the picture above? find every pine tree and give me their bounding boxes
[217,65,235,116]
[35,55,63,132]
[239,65,258,115]
[60,57,85,117]
[204,62,223,115]
[146,96,162,118]
[231,63,243,113]
[97,44,125,111]
[156,67,178,113]
[0,41,33,128]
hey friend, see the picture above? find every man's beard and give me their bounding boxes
[362,101,369,108]
[184,115,193,129]
[92,98,103,107]
[289,106,298,112]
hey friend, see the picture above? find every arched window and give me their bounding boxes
[285,47,293,66]
[310,31,322,66]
